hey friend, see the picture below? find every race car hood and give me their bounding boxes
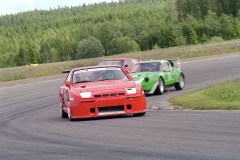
[130,72,156,80]
[73,80,136,92]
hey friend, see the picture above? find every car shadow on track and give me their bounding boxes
[144,88,179,97]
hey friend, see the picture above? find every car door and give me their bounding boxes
[169,64,176,84]
[162,62,175,85]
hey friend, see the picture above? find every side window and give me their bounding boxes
[168,62,172,71]
[131,59,137,64]
[124,60,132,68]
[163,62,170,72]
[65,73,71,82]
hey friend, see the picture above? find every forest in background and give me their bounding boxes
[0,0,240,68]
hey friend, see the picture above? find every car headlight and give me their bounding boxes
[126,88,137,94]
[80,92,92,98]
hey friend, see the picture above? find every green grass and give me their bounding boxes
[1,39,240,82]
[169,79,240,110]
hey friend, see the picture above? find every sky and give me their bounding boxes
[0,0,115,16]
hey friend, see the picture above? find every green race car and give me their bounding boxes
[130,58,185,95]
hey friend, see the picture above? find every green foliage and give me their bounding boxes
[107,36,139,55]
[219,14,234,40]
[201,34,208,43]
[40,41,51,63]
[116,36,139,54]
[232,19,240,38]
[7,54,17,67]
[75,36,104,59]
[208,36,224,43]
[0,56,7,68]
[16,46,28,66]
[152,44,160,50]
[106,37,118,56]
[96,21,121,55]
[204,10,220,38]
[0,0,240,68]
[27,43,38,64]
[189,28,199,44]
[136,30,148,51]
[238,9,240,20]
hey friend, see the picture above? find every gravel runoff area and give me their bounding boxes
[0,52,239,88]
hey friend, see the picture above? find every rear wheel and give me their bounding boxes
[175,74,185,90]
[60,102,68,118]
[155,78,164,95]
[133,112,146,117]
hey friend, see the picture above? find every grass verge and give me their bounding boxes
[1,39,240,82]
[169,79,240,110]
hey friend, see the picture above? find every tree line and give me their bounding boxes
[0,0,240,68]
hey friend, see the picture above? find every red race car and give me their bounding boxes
[97,58,142,74]
[59,65,147,121]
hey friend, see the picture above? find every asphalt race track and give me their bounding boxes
[0,53,240,160]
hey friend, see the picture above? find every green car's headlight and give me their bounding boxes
[144,77,149,82]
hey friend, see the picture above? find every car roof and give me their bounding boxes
[101,58,133,61]
[137,60,167,63]
[71,65,122,72]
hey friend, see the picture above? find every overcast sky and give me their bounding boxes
[0,0,115,16]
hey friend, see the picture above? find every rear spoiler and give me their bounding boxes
[151,58,181,69]
[62,70,70,74]
[166,58,181,69]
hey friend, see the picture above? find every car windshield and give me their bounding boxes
[131,62,161,72]
[72,67,127,84]
[97,60,123,67]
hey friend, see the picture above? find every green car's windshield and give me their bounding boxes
[131,62,161,72]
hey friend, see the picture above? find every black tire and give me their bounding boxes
[133,112,146,117]
[154,78,164,95]
[60,102,68,118]
[175,74,185,90]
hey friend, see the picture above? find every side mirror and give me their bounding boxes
[127,75,133,81]
[65,81,71,87]
[124,69,129,74]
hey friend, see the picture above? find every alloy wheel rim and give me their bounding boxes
[180,77,184,88]
[160,80,164,92]
[67,102,71,119]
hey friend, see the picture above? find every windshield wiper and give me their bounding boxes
[98,79,114,81]
[74,80,93,84]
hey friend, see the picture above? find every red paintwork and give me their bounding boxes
[97,58,142,74]
[59,65,147,120]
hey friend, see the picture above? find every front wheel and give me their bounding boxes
[67,100,73,121]
[60,102,68,118]
[155,78,164,95]
[175,74,185,90]
[133,112,146,117]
